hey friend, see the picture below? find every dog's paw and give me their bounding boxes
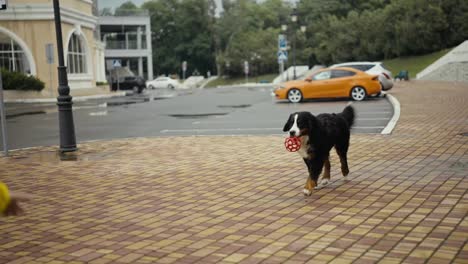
[303,188,312,196]
[320,179,330,186]
[342,168,350,177]
[313,179,329,190]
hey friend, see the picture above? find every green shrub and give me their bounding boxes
[0,68,45,91]
[96,81,108,86]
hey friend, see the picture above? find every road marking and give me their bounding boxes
[357,111,392,115]
[192,117,389,125]
[89,111,108,116]
[381,94,400,135]
[161,126,385,134]
[356,118,390,121]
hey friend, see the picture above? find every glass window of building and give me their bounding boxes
[0,32,31,74]
[67,33,87,74]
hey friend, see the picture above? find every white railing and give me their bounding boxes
[417,40,468,79]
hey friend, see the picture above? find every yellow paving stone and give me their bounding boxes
[313,254,336,261]
[223,253,249,262]
[275,250,295,258]
[350,228,371,235]
[330,258,353,264]
[88,258,113,264]
[191,247,218,257]
[103,254,121,260]
[47,261,66,264]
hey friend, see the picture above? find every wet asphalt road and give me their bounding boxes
[1,86,394,150]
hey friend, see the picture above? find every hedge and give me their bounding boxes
[0,68,45,91]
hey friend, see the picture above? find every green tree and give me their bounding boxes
[142,0,216,77]
[215,0,291,76]
[115,1,139,16]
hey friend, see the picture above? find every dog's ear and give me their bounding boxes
[283,114,294,132]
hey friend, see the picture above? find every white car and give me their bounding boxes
[146,76,180,89]
[330,62,393,91]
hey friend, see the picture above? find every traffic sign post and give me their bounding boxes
[112,59,122,91]
[278,34,287,51]
[182,61,187,81]
[278,35,288,81]
[244,61,249,83]
[46,43,54,96]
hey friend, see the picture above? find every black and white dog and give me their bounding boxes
[283,105,355,195]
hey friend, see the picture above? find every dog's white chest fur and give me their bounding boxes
[297,135,309,158]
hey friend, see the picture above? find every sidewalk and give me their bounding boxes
[4,87,126,103]
[0,81,467,264]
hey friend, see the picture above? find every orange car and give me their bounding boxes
[274,67,381,102]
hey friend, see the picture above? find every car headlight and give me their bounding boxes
[274,85,285,91]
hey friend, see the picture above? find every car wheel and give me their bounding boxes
[287,88,303,103]
[149,85,154,89]
[168,84,174,89]
[132,86,140,94]
[350,86,367,101]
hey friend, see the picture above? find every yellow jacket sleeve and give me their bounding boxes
[0,182,11,214]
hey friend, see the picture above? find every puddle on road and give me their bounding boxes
[106,101,141,107]
[168,113,228,119]
[217,104,251,109]
[6,111,47,119]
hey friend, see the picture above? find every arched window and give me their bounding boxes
[67,33,87,74]
[0,31,31,74]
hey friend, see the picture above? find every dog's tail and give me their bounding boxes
[341,105,355,128]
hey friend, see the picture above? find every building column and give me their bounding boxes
[137,26,142,50]
[145,24,153,80]
[138,57,143,78]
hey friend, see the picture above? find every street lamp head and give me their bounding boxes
[291,8,298,22]
[281,24,287,31]
[300,25,306,33]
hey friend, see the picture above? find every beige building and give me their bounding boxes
[0,0,106,97]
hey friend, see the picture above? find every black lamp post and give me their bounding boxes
[53,0,77,152]
[282,8,306,80]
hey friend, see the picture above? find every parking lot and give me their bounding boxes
[2,86,394,150]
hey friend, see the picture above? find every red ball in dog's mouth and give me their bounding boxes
[285,137,301,152]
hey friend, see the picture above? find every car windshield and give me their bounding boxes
[344,64,374,71]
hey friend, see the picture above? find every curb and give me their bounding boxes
[4,92,127,103]
[381,94,401,135]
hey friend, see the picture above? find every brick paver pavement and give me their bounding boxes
[0,81,467,264]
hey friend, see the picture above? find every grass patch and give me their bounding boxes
[205,73,277,88]
[382,48,452,78]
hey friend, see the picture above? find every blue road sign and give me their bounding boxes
[278,50,288,63]
[112,59,121,68]
[278,34,287,50]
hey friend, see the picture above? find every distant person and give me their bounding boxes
[0,182,31,216]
